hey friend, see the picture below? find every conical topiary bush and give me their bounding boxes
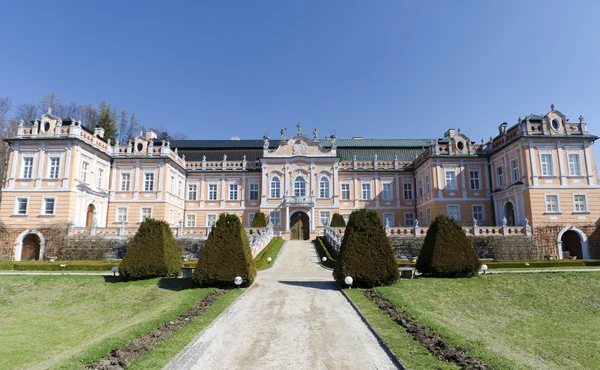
[416,214,481,277]
[333,209,398,287]
[193,213,256,287]
[251,212,267,227]
[119,219,182,280]
[330,213,346,227]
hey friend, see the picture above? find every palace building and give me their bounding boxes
[1,105,599,260]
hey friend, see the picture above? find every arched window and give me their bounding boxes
[294,176,306,197]
[270,177,280,198]
[319,176,330,198]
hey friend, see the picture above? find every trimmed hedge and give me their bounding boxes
[314,237,337,269]
[417,215,481,277]
[487,260,600,269]
[330,213,346,227]
[193,214,256,288]
[333,209,398,287]
[254,237,285,270]
[0,260,119,271]
[119,219,182,280]
[251,212,268,228]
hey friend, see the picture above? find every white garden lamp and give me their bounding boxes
[234,276,243,288]
[322,257,327,262]
[481,264,488,275]
[267,257,272,264]
[111,266,118,277]
[344,276,353,289]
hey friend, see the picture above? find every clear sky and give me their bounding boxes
[1,1,599,153]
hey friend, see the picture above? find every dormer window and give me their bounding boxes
[551,118,560,131]
[136,143,144,152]
[43,121,51,133]
[456,140,465,151]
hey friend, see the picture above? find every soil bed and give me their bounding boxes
[90,289,226,370]
[363,289,488,370]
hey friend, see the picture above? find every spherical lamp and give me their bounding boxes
[234,276,243,288]
[344,276,353,289]
[267,257,272,264]
[481,264,488,275]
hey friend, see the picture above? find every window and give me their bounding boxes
[419,210,424,225]
[116,207,128,223]
[120,173,131,191]
[229,183,238,200]
[319,211,331,226]
[270,177,281,198]
[169,209,174,224]
[21,157,33,179]
[248,213,255,227]
[403,183,413,200]
[496,166,504,187]
[207,214,217,227]
[42,197,55,215]
[294,176,306,196]
[319,177,330,198]
[81,161,90,184]
[568,153,582,176]
[341,183,351,200]
[425,208,431,225]
[361,183,371,200]
[249,183,259,200]
[141,207,152,221]
[541,154,554,176]
[445,170,458,190]
[469,170,481,190]
[188,184,197,200]
[418,180,423,197]
[14,197,28,215]
[551,118,560,131]
[269,210,281,226]
[170,176,175,193]
[186,214,196,227]
[510,159,519,182]
[404,212,415,227]
[97,168,104,189]
[208,183,218,200]
[545,194,559,213]
[383,212,394,227]
[144,173,154,191]
[178,180,182,197]
[573,194,588,213]
[447,205,460,220]
[472,205,484,222]
[382,183,393,200]
[425,176,430,194]
[48,157,60,179]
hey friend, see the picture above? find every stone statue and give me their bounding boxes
[202,155,206,161]
[263,135,269,149]
[280,128,287,140]
[312,128,319,140]
[297,122,302,134]
[550,104,555,111]
[579,115,585,123]
[243,155,246,161]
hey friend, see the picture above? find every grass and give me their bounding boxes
[0,260,199,271]
[254,237,285,270]
[314,237,336,269]
[374,272,600,369]
[128,289,244,369]
[344,289,457,370]
[0,275,217,369]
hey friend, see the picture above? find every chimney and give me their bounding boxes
[145,130,157,140]
[94,125,105,138]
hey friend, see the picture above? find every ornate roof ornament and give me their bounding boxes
[263,135,269,149]
[47,106,52,115]
[18,119,24,127]
[579,115,585,123]
[550,104,555,111]
[297,122,302,134]
[280,128,287,141]
[312,128,319,140]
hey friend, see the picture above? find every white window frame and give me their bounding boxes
[540,153,554,177]
[319,176,330,199]
[572,193,588,213]
[294,176,307,197]
[383,212,394,227]
[178,180,182,197]
[403,182,413,200]
[404,212,415,227]
[447,204,460,221]
[444,170,458,190]
[249,183,259,200]
[178,212,182,225]
[472,204,485,222]
[469,170,481,190]
[21,157,34,179]
[81,161,90,184]
[15,197,29,215]
[496,166,504,187]
[120,172,131,191]
[418,180,423,197]
[208,183,218,201]
[144,172,155,192]
[140,207,153,222]
[361,182,371,200]
[48,157,61,179]
[568,153,582,177]
[382,182,393,200]
[545,194,560,213]
[97,167,104,189]
[186,214,196,227]
[319,211,331,227]
[248,213,255,227]
[170,175,175,194]
[425,176,430,194]
[510,159,519,183]
[269,210,281,227]
[42,197,56,216]
[341,183,351,200]
[229,183,239,200]
[188,184,197,200]
[270,176,281,198]
[169,209,175,224]
[116,207,128,223]
[206,213,217,227]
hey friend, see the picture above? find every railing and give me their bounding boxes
[69,225,212,238]
[284,195,315,206]
[248,224,274,257]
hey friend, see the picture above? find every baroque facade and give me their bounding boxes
[1,106,598,260]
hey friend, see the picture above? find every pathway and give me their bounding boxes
[165,240,398,370]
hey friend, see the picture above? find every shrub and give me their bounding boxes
[251,212,268,228]
[194,214,256,287]
[314,237,337,269]
[119,219,182,280]
[417,215,481,277]
[333,209,398,287]
[330,213,346,227]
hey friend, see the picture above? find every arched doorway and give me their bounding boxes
[85,204,95,227]
[561,230,583,259]
[21,234,41,260]
[290,212,310,240]
[504,202,515,226]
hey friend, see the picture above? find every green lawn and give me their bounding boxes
[373,272,600,369]
[0,275,217,369]
[254,237,285,270]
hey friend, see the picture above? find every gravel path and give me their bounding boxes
[165,240,399,370]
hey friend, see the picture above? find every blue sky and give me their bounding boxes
[1,1,599,153]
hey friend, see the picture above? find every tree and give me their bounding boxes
[79,104,98,128]
[193,214,256,287]
[330,213,346,227]
[251,212,267,227]
[157,131,171,141]
[14,103,41,123]
[119,218,182,280]
[40,92,61,112]
[97,102,117,142]
[416,215,481,278]
[0,97,14,203]
[333,209,398,288]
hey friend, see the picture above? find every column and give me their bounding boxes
[133,160,140,200]
[285,205,290,231]
[110,160,117,199]
[353,174,359,208]
[459,161,467,198]
[333,162,339,206]
[9,147,19,188]
[284,164,290,197]
[35,146,45,188]
[62,145,72,188]
[200,173,205,207]
[375,177,380,207]
[557,143,566,185]
[220,174,226,208]
[395,174,401,208]
[584,143,595,185]
[260,165,267,206]
[436,162,443,198]
[157,161,164,198]
[528,141,539,186]
[241,173,246,208]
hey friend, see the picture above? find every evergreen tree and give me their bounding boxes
[97,102,117,142]
[330,213,346,227]
[251,212,268,227]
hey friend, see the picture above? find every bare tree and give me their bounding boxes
[0,97,14,202]
[54,102,80,120]
[79,104,98,128]
[14,103,41,123]
[40,92,61,112]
